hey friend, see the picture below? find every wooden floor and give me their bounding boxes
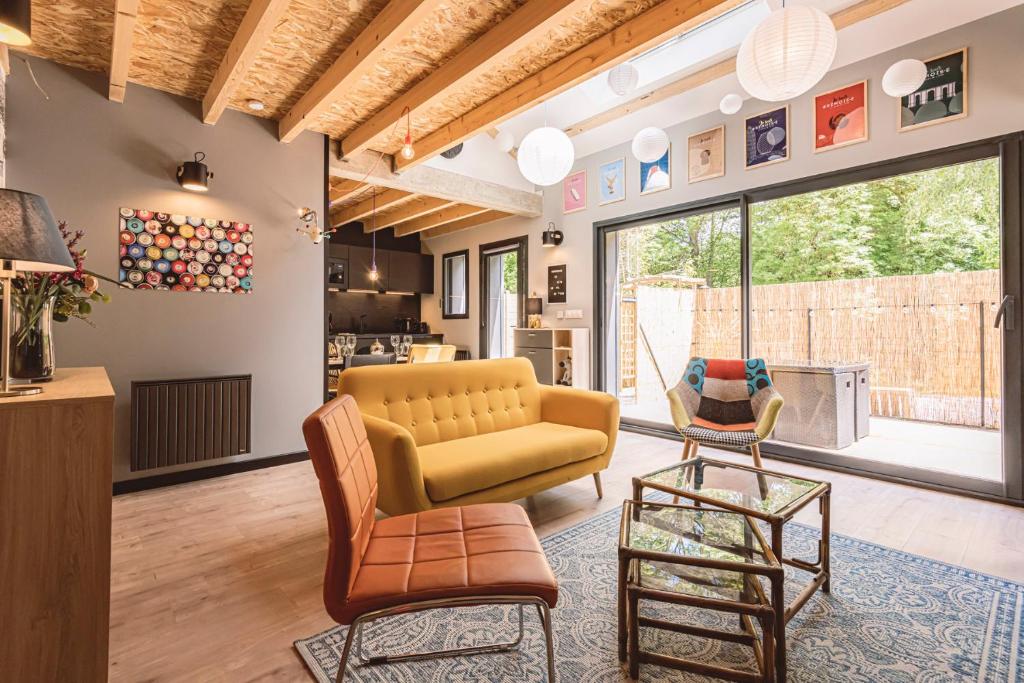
[109,430,1024,682]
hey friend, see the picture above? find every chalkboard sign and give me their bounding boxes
[548,264,567,304]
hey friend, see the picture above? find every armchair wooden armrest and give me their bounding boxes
[361,413,431,516]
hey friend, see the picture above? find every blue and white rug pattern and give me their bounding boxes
[295,506,1024,682]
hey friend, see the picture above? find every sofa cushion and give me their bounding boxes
[418,422,608,502]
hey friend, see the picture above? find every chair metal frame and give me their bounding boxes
[336,595,555,682]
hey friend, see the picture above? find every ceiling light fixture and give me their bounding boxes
[607,63,639,97]
[631,127,669,163]
[368,191,380,283]
[246,99,265,111]
[517,127,575,186]
[719,93,743,115]
[736,3,837,102]
[882,59,928,98]
[400,107,415,161]
[0,0,32,47]
[176,152,213,192]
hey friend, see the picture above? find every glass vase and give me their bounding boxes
[10,295,56,381]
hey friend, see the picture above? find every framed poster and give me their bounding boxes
[639,145,671,195]
[118,208,253,292]
[898,48,968,132]
[562,170,587,214]
[687,125,725,183]
[547,264,567,304]
[598,158,625,205]
[813,80,868,152]
[745,106,789,169]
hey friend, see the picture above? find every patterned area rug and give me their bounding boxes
[295,505,1024,682]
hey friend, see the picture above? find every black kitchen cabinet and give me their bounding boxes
[387,251,434,294]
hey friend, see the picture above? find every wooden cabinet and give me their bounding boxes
[514,328,590,389]
[0,367,115,682]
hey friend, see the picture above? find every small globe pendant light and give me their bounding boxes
[607,63,639,97]
[882,59,928,98]
[631,127,669,163]
[517,127,575,186]
[719,93,743,115]
[736,4,837,102]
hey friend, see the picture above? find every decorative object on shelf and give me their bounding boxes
[745,106,789,169]
[814,80,868,153]
[736,4,837,102]
[493,128,515,153]
[639,145,670,195]
[0,189,75,397]
[882,58,927,98]
[370,338,385,355]
[607,63,639,96]
[547,264,567,304]
[296,207,322,243]
[527,295,543,329]
[518,126,575,186]
[598,158,625,205]
[557,357,572,386]
[11,221,113,382]
[562,170,586,214]
[176,152,213,192]
[118,208,253,292]
[0,0,30,46]
[631,126,669,163]
[541,221,563,248]
[400,107,415,160]
[440,143,464,159]
[898,48,968,132]
[719,92,743,115]
[687,125,725,184]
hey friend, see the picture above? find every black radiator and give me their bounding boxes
[130,375,252,471]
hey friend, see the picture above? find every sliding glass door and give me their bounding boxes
[480,237,527,359]
[596,135,1023,501]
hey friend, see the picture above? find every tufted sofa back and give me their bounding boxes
[338,357,542,447]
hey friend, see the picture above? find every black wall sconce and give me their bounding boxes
[177,152,213,193]
[542,221,563,248]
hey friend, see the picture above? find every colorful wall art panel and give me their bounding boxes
[639,146,671,195]
[745,106,789,169]
[899,48,968,132]
[687,125,725,183]
[598,158,625,205]
[118,208,253,293]
[563,170,587,213]
[814,80,868,152]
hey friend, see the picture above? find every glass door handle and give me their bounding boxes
[994,295,1015,330]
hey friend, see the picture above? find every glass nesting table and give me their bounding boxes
[617,500,783,682]
[633,457,831,681]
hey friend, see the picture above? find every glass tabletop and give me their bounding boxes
[639,457,821,517]
[622,501,769,603]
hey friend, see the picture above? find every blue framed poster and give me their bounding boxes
[745,105,789,169]
[639,146,671,195]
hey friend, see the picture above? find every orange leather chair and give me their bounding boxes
[303,395,558,682]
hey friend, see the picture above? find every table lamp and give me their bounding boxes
[527,295,543,329]
[0,189,74,397]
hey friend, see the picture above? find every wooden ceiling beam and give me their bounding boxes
[394,0,743,170]
[360,196,455,232]
[329,144,542,216]
[328,179,367,204]
[338,0,592,158]
[422,210,509,239]
[202,0,290,124]
[566,0,912,137]
[329,188,414,226]
[278,0,444,143]
[393,205,490,237]
[108,0,140,102]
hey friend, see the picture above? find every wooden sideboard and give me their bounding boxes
[0,367,115,682]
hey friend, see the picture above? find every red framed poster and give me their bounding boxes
[813,80,868,153]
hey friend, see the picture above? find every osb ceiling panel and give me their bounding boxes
[21,0,114,73]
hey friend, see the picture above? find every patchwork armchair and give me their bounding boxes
[666,357,783,467]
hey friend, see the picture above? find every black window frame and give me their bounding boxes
[441,249,470,320]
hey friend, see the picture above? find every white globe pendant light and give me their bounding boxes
[631,127,670,163]
[493,128,515,153]
[736,5,837,102]
[607,63,639,96]
[719,93,743,115]
[517,127,575,186]
[882,58,927,98]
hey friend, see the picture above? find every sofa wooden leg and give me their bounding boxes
[593,472,604,499]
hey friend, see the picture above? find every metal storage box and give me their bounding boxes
[768,362,869,450]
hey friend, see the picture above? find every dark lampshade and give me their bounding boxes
[0,0,31,47]
[0,189,74,272]
[177,152,213,192]
[541,221,563,248]
[527,296,543,315]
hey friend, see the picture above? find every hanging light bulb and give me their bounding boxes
[368,191,380,283]
[882,59,928,97]
[399,107,415,160]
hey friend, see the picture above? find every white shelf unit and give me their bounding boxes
[513,328,590,390]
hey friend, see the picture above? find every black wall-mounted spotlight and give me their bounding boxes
[177,152,213,192]
[0,0,32,47]
[542,221,563,248]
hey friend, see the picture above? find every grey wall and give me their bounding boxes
[7,57,325,481]
[421,5,1024,360]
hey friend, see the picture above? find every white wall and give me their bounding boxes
[421,5,1024,361]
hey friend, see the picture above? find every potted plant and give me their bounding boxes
[8,221,113,381]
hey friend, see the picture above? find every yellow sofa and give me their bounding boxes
[337,357,620,515]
